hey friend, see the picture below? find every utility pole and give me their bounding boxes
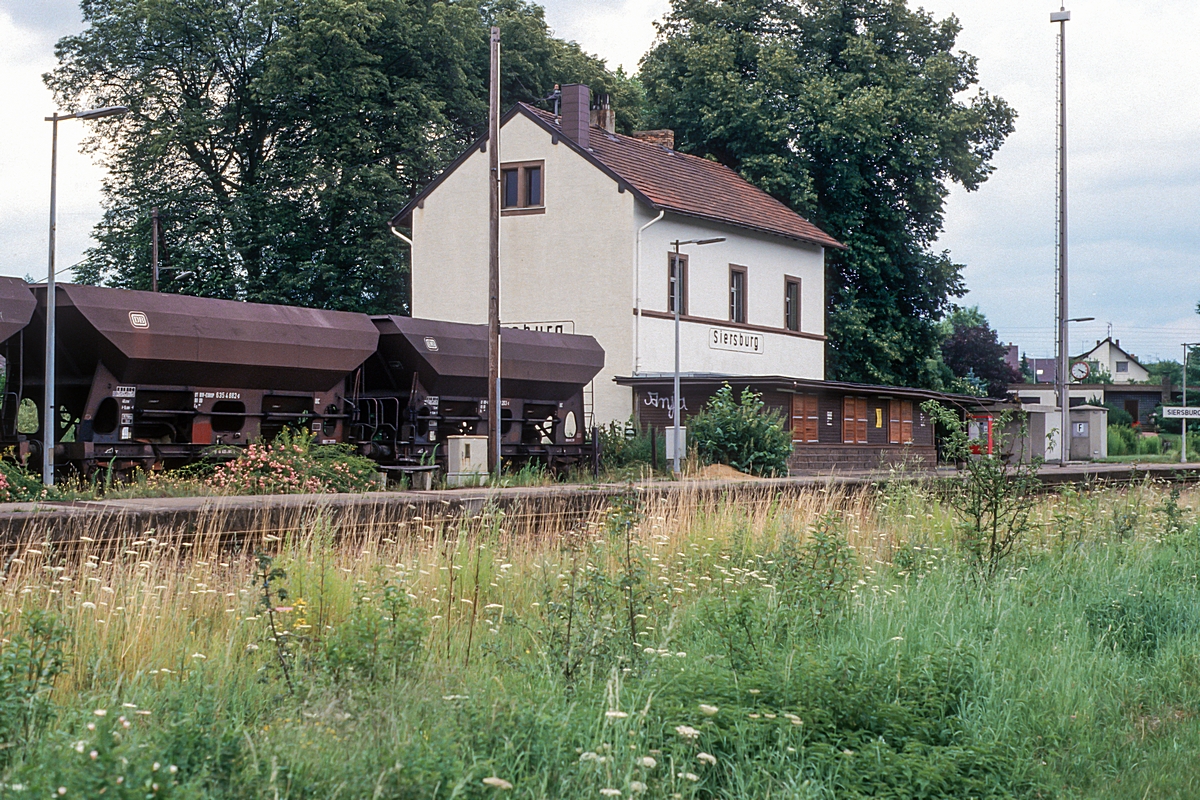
[151,207,160,292]
[1183,343,1199,464]
[487,26,501,477]
[1052,6,1071,465]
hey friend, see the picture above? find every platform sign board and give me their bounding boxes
[1162,407,1200,419]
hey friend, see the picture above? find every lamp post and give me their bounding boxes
[43,105,128,486]
[1051,6,1071,466]
[669,237,725,477]
[1182,342,1200,464]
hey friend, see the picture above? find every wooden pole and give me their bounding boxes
[488,26,501,476]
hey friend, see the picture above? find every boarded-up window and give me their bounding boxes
[889,400,914,444]
[791,394,819,444]
[842,397,868,444]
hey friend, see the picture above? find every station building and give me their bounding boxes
[392,85,998,471]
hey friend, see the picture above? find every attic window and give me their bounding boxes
[1116,361,1129,373]
[501,161,544,215]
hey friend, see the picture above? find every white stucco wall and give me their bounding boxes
[633,211,825,380]
[411,113,636,425]
[1079,340,1150,383]
[409,111,829,426]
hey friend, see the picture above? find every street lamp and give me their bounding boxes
[1182,342,1200,464]
[43,105,128,486]
[1051,6,1071,466]
[669,237,725,477]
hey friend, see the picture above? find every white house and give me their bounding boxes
[391,84,842,425]
[1075,337,1151,383]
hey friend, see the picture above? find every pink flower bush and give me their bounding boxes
[207,429,377,495]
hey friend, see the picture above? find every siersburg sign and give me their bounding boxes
[1162,407,1200,419]
[709,327,763,354]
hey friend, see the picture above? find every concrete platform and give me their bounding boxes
[1,460,1197,547]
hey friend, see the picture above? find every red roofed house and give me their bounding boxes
[392,84,840,427]
[392,85,1008,471]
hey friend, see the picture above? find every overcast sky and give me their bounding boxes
[2,0,1197,362]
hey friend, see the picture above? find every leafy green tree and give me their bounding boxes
[639,0,1014,386]
[49,0,637,311]
[938,306,1019,398]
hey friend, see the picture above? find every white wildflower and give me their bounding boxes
[698,704,718,716]
[482,777,513,790]
[697,752,717,766]
[674,725,700,740]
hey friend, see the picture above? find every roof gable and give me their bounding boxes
[1077,337,1148,371]
[393,104,842,249]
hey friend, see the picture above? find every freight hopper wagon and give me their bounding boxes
[352,316,604,472]
[11,284,379,474]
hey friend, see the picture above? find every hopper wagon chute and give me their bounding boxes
[353,316,604,469]
[22,284,378,472]
[0,277,40,439]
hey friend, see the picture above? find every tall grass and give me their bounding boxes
[1,480,1199,798]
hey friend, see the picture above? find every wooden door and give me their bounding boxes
[889,400,915,444]
[792,394,819,443]
[842,397,868,444]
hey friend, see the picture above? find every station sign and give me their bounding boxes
[1162,407,1200,419]
[709,327,763,354]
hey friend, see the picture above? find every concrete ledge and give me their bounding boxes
[2,461,1198,547]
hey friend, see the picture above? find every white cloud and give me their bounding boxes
[0,4,103,282]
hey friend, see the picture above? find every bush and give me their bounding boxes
[1103,404,1134,427]
[923,402,1040,577]
[207,428,379,494]
[0,456,52,502]
[324,581,427,683]
[0,610,69,766]
[598,417,664,472]
[687,384,792,476]
[1108,424,1138,456]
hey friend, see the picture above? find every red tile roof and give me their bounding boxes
[392,103,842,249]
[522,104,842,249]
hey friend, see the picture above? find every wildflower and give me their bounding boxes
[678,772,699,782]
[639,756,657,769]
[674,725,700,740]
[94,709,107,717]
[600,790,621,797]
[190,653,206,659]
[605,710,629,719]
[89,750,98,760]
[73,741,86,753]
[168,765,178,774]
[697,753,717,765]
[57,788,67,796]
[698,704,718,716]
[81,601,96,610]
[482,777,513,790]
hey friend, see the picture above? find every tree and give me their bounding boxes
[49,0,637,311]
[639,0,1014,387]
[939,307,1019,399]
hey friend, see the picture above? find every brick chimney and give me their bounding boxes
[590,94,615,133]
[632,129,675,149]
[560,83,590,149]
